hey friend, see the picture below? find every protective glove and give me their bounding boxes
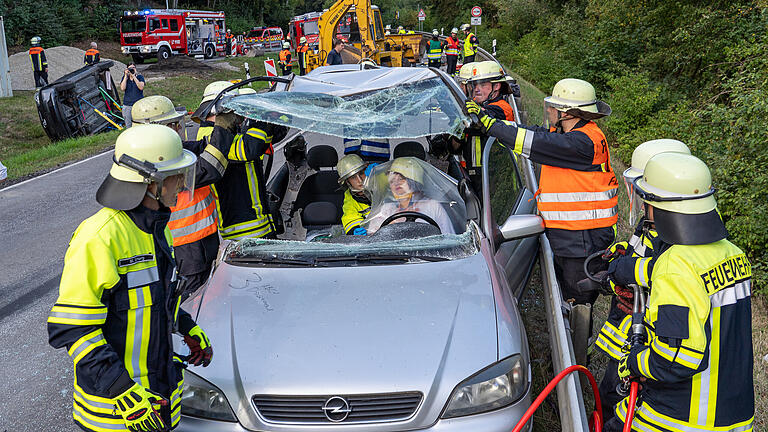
[464,100,496,133]
[183,325,213,367]
[617,354,632,381]
[214,112,242,132]
[364,163,378,177]
[605,241,628,261]
[353,227,367,236]
[114,382,167,432]
[613,284,635,315]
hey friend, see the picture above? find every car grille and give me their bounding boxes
[252,392,423,424]
[123,37,142,44]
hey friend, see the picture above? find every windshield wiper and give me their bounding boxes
[226,256,315,266]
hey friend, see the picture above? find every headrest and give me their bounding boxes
[302,201,339,226]
[393,141,426,161]
[307,145,339,170]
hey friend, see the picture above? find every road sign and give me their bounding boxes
[471,6,482,17]
[418,9,426,21]
[264,58,277,85]
[471,16,481,25]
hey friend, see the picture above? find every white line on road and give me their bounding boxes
[0,149,114,193]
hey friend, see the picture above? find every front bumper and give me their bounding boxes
[121,45,155,54]
[177,391,533,432]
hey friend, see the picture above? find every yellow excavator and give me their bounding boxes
[304,0,424,72]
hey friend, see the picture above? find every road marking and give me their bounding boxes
[0,149,114,193]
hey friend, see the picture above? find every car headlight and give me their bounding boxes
[140,46,152,53]
[442,354,529,418]
[181,371,237,422]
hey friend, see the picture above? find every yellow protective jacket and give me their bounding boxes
[342,189,371,234]
[615,239,754,431]
[47,206,198,431]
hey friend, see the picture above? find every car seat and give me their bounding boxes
[393,141,426,160]
[291,145,343,227]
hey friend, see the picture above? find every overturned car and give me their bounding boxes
[176,65,542,432]
[34,61,123,141]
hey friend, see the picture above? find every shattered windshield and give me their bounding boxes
[225,228,479,266]
[224,69,468,139]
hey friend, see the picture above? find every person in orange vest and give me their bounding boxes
[84,41,100,65]
[278,41,293,75]
[442,28,461,76]
[29,36,48,87]
[464,60,516,122]
[225,29,234,57]
[297,36,312,75]
[466,78,617,307]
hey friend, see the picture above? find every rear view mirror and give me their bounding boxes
[499,214,544,241]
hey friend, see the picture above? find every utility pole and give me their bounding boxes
[0,16,12,98]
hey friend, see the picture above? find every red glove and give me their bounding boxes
[183,325,213,367]
[614,285,635,315]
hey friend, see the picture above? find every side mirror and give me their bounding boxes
[499,214,544,241]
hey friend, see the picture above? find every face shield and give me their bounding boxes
[543,100,568,131]
[623,172,644,227]
[117,150,197,208]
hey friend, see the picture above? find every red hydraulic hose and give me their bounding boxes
[511,364,603,432]
[622,381,639,432]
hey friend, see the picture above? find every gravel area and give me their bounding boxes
[9,46,126,90]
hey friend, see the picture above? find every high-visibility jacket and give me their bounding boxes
[443,37,460,56]
[595,218,658,360]
[615,239,754,431]
[485,97,515,122]
[211,126,275,240]
[279,49,292,67]
[297,43,311,72]
[427,39,442,60]
[398,29,406,34]
[342,189,371,234]
[84,49,100,65]
[47,206,199,431]
[463,33,478,57]
[29,46,47,72]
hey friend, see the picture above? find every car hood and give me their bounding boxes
[185,252,499,427]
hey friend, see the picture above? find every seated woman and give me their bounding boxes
[364,157,462,235]
[336,154,373,235]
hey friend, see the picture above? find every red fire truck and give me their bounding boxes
[244,26,284,52]
[119,9,226,63]
[288,12,321,50]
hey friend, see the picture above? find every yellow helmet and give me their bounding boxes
[97,125,197,210]
[30,36,42,45]
[460,24,471,32]
[457,62,476,84]
[388,157,423,184]
[191,80,235,123]
[282,41,290,49]
[131,95,185,125]
[633,152,726,244]
[466,61,506,84]
[337,154,367,188]
[544,78,611,120]
[300,36,307,44]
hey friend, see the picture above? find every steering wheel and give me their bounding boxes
[380,211,441,232]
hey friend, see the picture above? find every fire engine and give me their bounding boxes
[244,26,284,52]
[119,9,226,63]
[288,12,321,50]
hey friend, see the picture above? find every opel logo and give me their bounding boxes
[322,396,351,422]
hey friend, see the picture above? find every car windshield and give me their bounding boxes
[224,68,468,139]
[121,17,146,33]
[225,228,479,266]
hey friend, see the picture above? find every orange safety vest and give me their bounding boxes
[536,122,618,230]
[279,49,291,66]
[84,49,99,64]
[488,99,515,122]
[444,37,460,56]
[29,46,46,71]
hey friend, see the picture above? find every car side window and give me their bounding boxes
[486,141,523,226]
[170,19,179,31]
[161,19,169,29]
[150,19,161,31]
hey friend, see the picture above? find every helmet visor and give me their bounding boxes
[161,163,196,208]
[624,174,644,227]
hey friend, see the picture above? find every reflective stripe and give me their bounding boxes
[537,189,618,203]
[594,336,624,359]
[74,411,125,431]
[74,388,116,412]
[539,206,617,221]
[220,218,273,240]
[650,338,702,369]
[471,136,482,167]
[125,286,152,388]
[619,400,754,432]
[710,280,750,307]
[636,257,651,287]
[68,330,106,364]
[126,266,159,288]
[170,192,215,221]
[170,214,216,239]
[49,305,107,325]
[201,147,227,175]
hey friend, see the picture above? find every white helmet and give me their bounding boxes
[451,27,458,34]
[432,29,439,36]
[283,41,290,49]
[190,80,235,123]
[460,24,470,32]
[544,78,611,120]
[30,36,41,45]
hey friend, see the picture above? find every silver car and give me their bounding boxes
[175,66,543,432]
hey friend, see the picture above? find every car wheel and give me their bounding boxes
[204,44,215,59]
[157,46,171,61]
[131,54,145,64]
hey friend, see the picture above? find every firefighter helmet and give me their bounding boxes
[460,24,471,32]
[300,36,307,44]
[131,95,185,125]
[389,157,423,184]
[624,139,691,227]
[97,125,197,210]
[30,36,41,46]
[544,78,611,120]
[432,29,439,36]
[451,28,458,34]
[282,41,290,49]
[457,62,476,85]
[191,80,234,123]
[398,26,404,31]
[633,152,726,244]
[337,154,367,187]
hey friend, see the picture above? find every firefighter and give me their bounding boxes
[466,78,617,306]
[278,41,293,75]
[47,125,213,432]
[297,36,312,75]
[460,24,478,64]
[604,152,755,432]
[427,29,442,69]
[465,60,515,121]
[442,28,461,76]
[337,154,372,235]
[132,95,232,300]
[29,36,48,88]
[591,139,691,416]
[225,29,234,57]
[84,42,100,65]
[385,24,391,35]
[397,25,406,34]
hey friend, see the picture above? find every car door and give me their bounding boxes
[483,139,539,299]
